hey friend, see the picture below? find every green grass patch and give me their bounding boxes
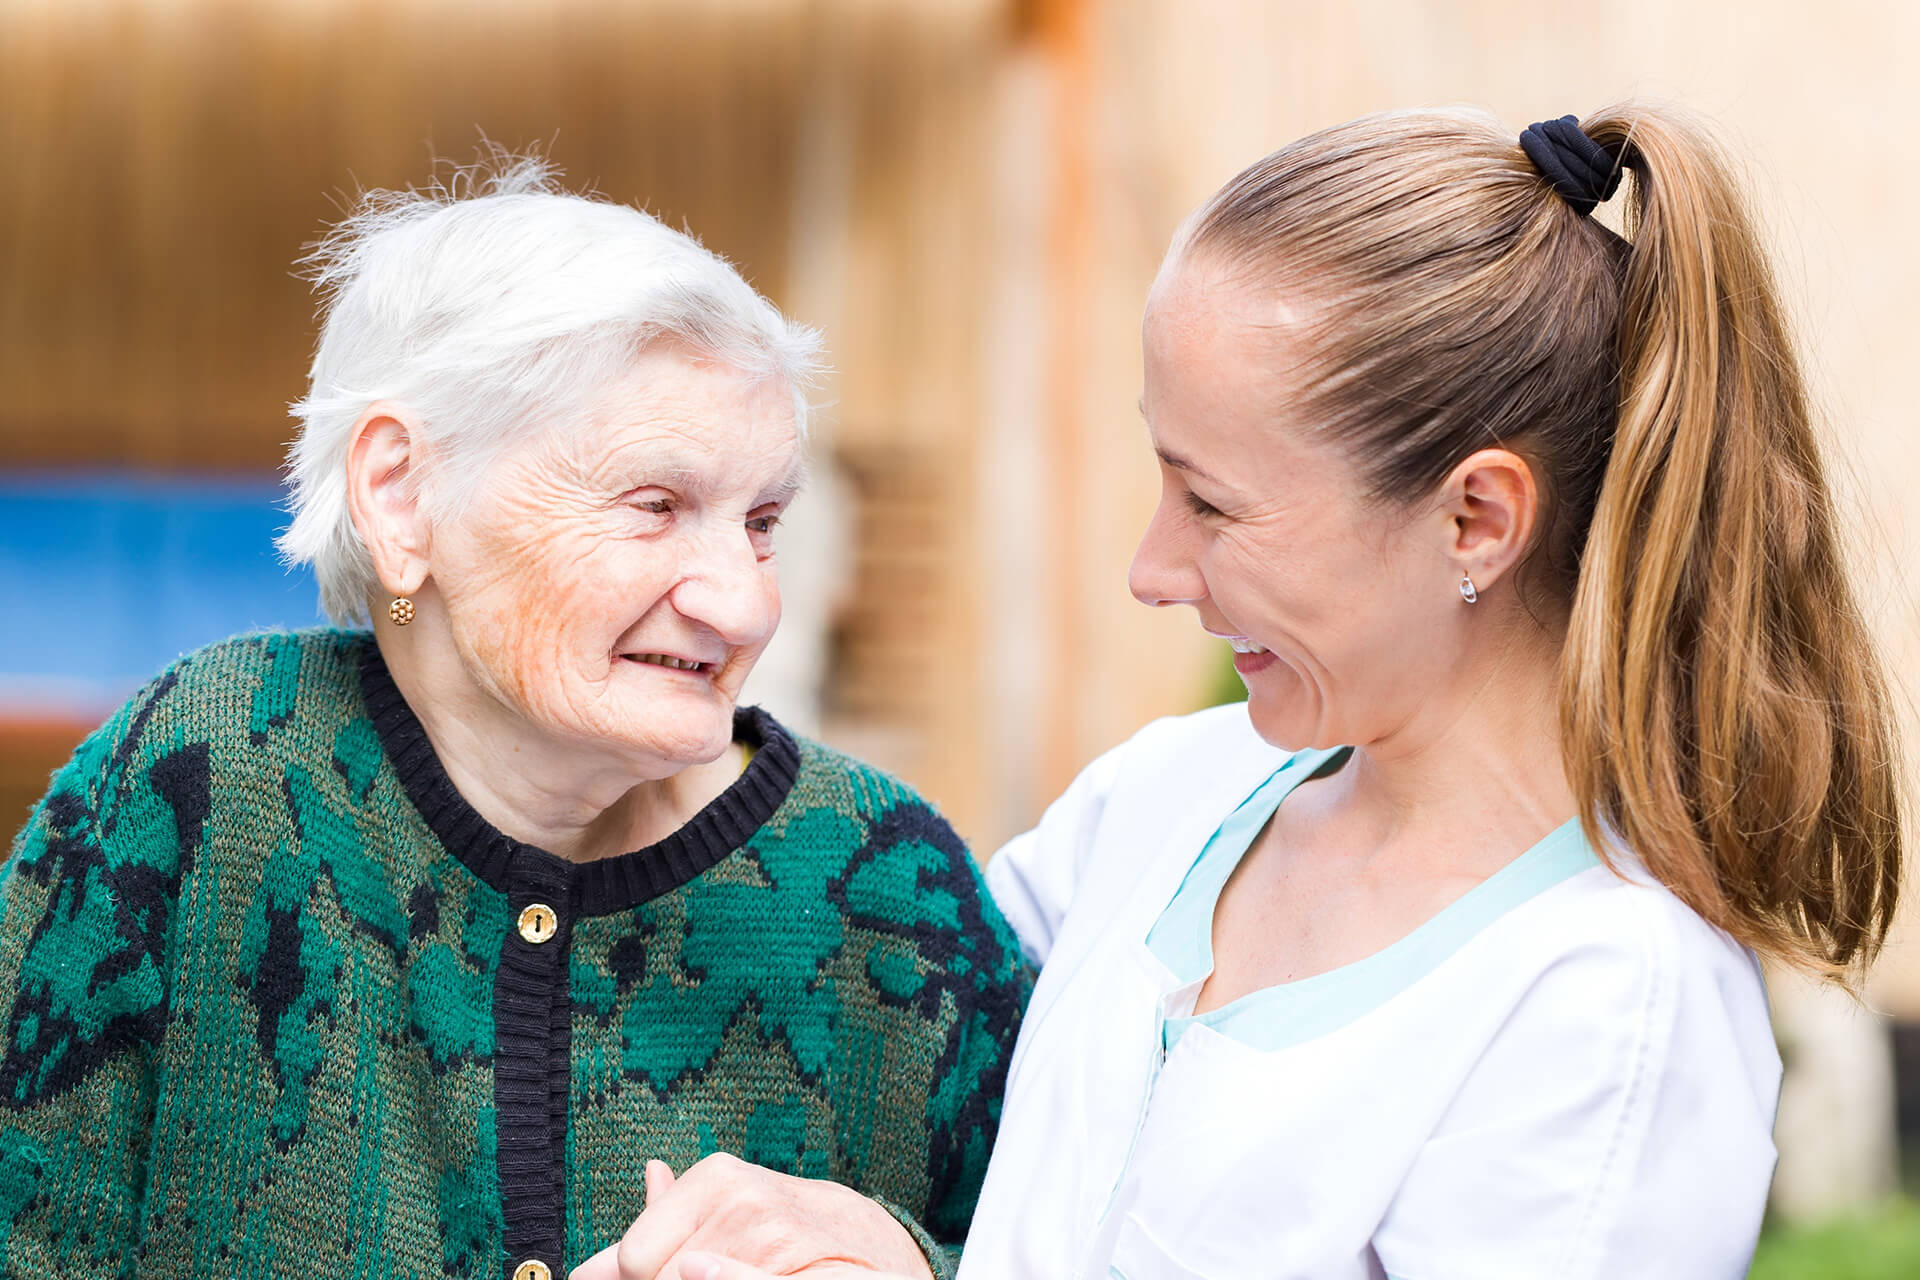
[1749,1200,1920,1279]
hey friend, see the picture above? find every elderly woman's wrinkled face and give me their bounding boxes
[427,345,801,774]
[1130,258,1466,753]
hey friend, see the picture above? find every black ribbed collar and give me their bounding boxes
[356,637,802,915]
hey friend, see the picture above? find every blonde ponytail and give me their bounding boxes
[1563,107,1902,977]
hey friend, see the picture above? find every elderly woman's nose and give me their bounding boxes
[1129,504,1206,608]
[670,531,777,644]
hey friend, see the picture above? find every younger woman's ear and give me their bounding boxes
[1440,447,1540,591]
[344,405,430,598]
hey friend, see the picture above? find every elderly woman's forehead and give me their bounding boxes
[597,357,791,430]
[576,349,795,429]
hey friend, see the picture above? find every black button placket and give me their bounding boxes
[495,851,575,1279]
[358,638,804,1280]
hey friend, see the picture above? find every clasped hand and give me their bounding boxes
[568,1153,934,1280]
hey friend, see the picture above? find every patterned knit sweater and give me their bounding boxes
[0,630,1031,1279]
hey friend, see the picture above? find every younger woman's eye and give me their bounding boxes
[1183,491,1222,519]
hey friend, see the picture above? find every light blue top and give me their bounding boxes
[1144,747,1600,1054]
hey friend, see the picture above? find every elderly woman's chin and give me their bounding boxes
[602,647,758,765]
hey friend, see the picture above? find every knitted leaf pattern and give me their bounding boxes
[0,631,1030,1277]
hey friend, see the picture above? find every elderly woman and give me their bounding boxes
[0,163,1027,1280]
[602,104,1904,1280]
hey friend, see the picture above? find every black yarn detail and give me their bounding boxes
[357,639,800,914]
[1519,114,1624,217]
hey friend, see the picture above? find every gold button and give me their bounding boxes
[512,1261,551,1280]
[517,903,558,944]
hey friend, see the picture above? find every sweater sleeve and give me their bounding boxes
[839,788,1035,1266]
[0,683,200,1276]
[873,1197,960,1280]
[911,884,1032,1270]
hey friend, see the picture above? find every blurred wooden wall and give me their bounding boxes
[0,0,1018,844]
[0,1,933,469]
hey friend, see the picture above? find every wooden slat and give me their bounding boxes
[0,2,845,469]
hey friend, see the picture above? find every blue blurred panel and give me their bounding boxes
[0,471,325,716]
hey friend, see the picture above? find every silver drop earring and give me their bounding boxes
[1459,573,1478,604]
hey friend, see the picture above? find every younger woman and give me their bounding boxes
[962,103,1903,1279]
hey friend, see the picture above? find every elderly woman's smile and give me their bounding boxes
[624,654,713,672]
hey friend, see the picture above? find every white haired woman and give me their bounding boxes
[0,163,1029,1280]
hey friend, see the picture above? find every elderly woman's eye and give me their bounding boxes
[747,514,782,536]
[621,494,677,523]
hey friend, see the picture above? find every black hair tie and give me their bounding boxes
[1519,115,1624,217]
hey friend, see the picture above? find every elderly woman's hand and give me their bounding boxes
[568,1154,937,1280]
[636,1256,922,1280]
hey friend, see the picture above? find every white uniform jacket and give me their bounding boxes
[959,704,1782,1280]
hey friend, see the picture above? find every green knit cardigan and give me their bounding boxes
[0,630,1031,1279]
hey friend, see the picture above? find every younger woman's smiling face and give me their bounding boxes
[1129,255,1472,754]
[425,342,803,775]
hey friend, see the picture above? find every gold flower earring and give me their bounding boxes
[388,597,416,626]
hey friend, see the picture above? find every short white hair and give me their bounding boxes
[278,155,824,623]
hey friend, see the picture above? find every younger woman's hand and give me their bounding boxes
[567,1153,935,1280]
[667,1254,921,1280]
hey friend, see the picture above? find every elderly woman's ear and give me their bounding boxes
[346,404,433,605]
